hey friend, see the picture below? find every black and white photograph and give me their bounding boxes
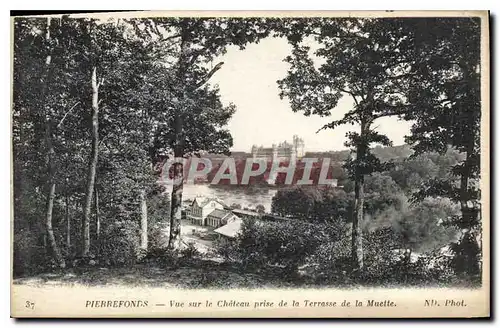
[10,10,489,318]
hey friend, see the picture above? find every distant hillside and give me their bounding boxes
[307,144,414,162]
[205,144,414,163]
[184,145,416,164]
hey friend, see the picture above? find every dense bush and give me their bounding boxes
[215,218,342,275]
[145,242,201,269]
[97,220,141,266]
[365,197,459,253]
[212,237,241,262]
[13,229,51,276]
[311,226,459,286]
[181,242,201,259]
[311,227,399,283]
[450,233,481,277]
[271,186,351,222]
[360,227,405,283]
[310,234,352,283]
[155,249,182,268]
[148,221,170,252]
[215,214,461,286]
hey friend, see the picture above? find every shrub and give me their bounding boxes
[97,220,140,266]
[143,241,200,267]
[181,242,200,259]
[271,186,352,223]
[410,250,456,284]
[215,218,329,275]
[361,227,404,283]
[148,221,169,251]
[310,227,402,284]
[311,226,457,286]
[13,229,50,276]
[212,237,241,262]
[158,248,182,268]
[361,227,458,285]
[311,235,352,283]
[450,233,481,277]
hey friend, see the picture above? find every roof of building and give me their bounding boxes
[232,208,261,216]
[193,197,224,208]
[214,217,243,238]
[207,208,232,220]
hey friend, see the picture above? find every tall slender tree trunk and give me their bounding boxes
[45,141,65,269]
[351,174,364,270]
[81,66,99,257]
[95,185,100,241]
[42,17,65,269]
[168,25,188,250]
[459,62,474,220]
[456,60,480,275]
[66,195,71,249]
[351,120,368,271]
[140,190,148,251]
[459,151,471,223]
[168,129,184,250]
[457,122,480,274]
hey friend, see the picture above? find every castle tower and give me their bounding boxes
[251,145,257,159]
[272,143,278,163]
[293,135,305,159]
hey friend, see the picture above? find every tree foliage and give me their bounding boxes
[276,18,419,270]
[271,186,351,223]
[402,18,482,275]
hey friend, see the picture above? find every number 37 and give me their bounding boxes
[25,301,35,310]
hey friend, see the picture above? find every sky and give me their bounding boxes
[210,37,413,153]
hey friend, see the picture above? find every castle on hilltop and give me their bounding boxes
[250,135,305,162]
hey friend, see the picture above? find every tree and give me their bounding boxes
[12,17,70,268]
[79,19,126,257]
[41,17,66,269]
[404,18,482,275]
[272,186,322,219]
[389,155,438,192]
[271,186,351,222]
[230,203,242,210]
[12,15,171,268]
[362,173,406,217]
[277,18,415,270]
[138,18,270,249]
[55,17,165,257]
[255,204,266,214]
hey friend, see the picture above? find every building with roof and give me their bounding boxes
[214,216,244,239]
[206,208,239,228]
[186,197,238,228]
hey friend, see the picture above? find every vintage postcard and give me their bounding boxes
[10,10,490,318]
